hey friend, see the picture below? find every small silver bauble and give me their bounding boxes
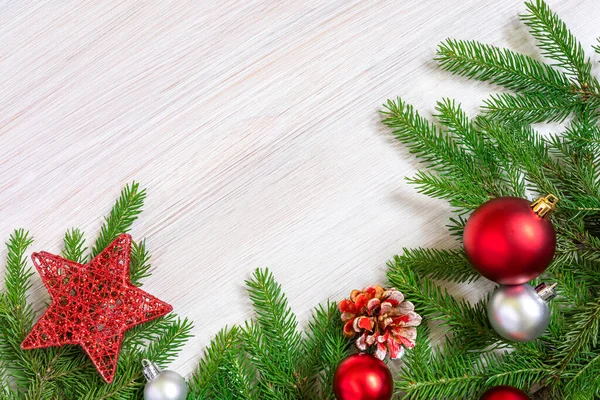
[487,282,556,342]
[142,359,188,400]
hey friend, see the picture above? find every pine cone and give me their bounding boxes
[339,285,422,360]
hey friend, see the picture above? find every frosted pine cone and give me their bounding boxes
[339,285,422,360]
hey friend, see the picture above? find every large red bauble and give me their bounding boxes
[333,353,393,400]
[480,385,530,400]
[463,197,556,285]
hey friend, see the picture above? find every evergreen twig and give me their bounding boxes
[385,1,600,397]
[241,268,304,399]
[92,182,146,257]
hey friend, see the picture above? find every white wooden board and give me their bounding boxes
[1,0,598,378]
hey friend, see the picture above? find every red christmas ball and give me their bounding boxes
[464,196,556,285]
[480,385,530,400]
[333,353,393,400]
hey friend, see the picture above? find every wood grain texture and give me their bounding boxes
[1,0,598,377]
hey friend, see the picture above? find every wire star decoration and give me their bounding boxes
[21,234,172,383]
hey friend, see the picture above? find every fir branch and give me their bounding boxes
[92,182,146,257]
[434,98,518,198]
[188,326,257,400]
[121,314,177,354]
[554,302,600,373]
[129,240,152,287]
[483,353,552,394]
[381,97,492,210]
[406,170,485,211]
[549,135,600,197]
[188,326,239,398]
[207,355,257,400]
[395,323,433,394]
[79,361,144,400]
[522,0,594,86]
[560,229,600,264]
[474,117,564,198]
[318,329,351,400]
[585,214,600,239]
[241,268,303,399]
[398,328,549,399]
[562,351,600,398]
[436,39,573,94]
[3,229,34,311]
[447,216,467,240]
[553,268,593,307]
[245,269,302,354]
[241,322,286,400]
[387,256,503,350]
[381,97,460,166]
[560,109,600,155]
[381,98,480,179]
[300,302,350,400]
[143,316,193,367]
[593,38,600,57]
[394,247,480,284]
[386,1,600,397]
[434,98,479,151]
[396,330,486,399]
[62,228,87,263]
[482,92,578,123]
[0,230,35,390]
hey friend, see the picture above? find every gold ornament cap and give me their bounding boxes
[530,194,559,220]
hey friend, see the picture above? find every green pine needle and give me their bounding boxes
[3,229,34,310]
[522,0,594,87]
[436,38,572,94]
[188,327,257,400]
[62,228,87,263]
[0,230,35,390]
[300,302,351,400]
[92,182,146,257]
[554,303,600,372]
[387,256,505,351]
[130,240,152,287]
[394,247,480,284]
[241,268,303,399]
[482,92,579,123]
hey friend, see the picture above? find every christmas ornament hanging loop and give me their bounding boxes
[531,194,559,219]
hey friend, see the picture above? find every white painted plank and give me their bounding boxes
[0,0,597,378]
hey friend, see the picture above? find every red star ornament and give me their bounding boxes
[21,234,172,383]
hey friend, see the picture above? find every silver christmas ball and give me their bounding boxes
[142,360,188,400]
[487,283,555,342]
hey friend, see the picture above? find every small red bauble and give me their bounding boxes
[480,385,530,400]
[464,195,558,285]
[333,353,393,400]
